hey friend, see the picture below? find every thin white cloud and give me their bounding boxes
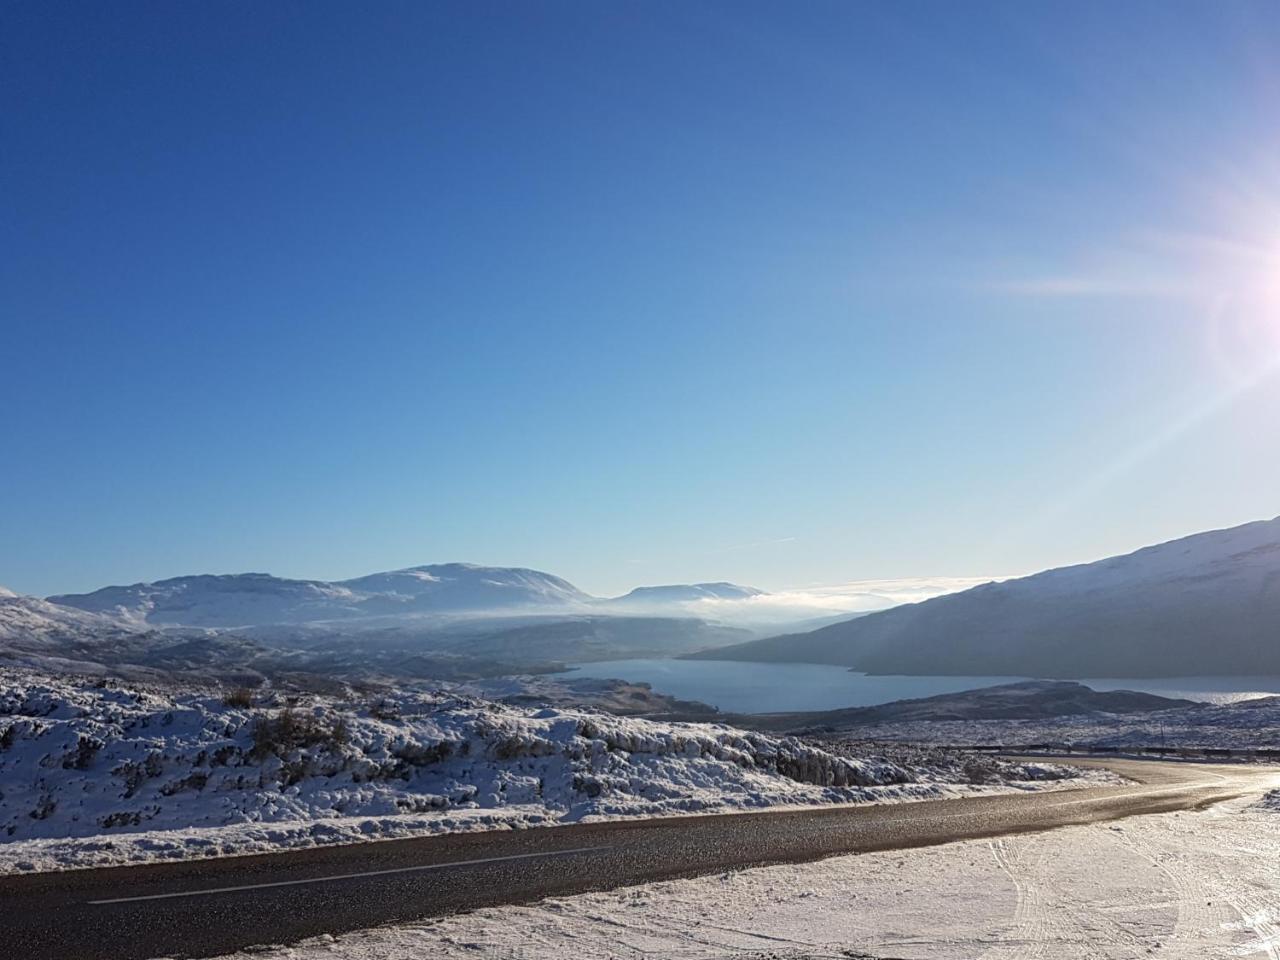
[680,575,1001,626]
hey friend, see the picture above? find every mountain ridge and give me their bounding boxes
[687,516,1280,678]
[47,566,767,629]
[608,582,767,605]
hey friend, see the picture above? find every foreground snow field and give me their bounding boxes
[0,669,1107,873]
[200,792,1280,960]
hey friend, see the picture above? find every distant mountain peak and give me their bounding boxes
[611,582,767,605]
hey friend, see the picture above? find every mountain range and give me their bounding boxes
[2,569,766,686]
[47,564,597,628]
[46,565,773,629]
[689,516,1280,677]
[15,514,1280,686]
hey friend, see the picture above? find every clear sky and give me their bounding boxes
[4,1,1280,598]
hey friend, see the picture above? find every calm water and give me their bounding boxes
[558,659,1280,713]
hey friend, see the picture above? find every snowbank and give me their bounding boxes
[0,668,1107,873]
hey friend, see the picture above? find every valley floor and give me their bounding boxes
[202,790,1280,960]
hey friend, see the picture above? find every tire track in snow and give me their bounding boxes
[982,826,1179,959]
[982,837,1060,960]
[1115,821,1230,954]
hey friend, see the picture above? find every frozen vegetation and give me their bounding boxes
[0,668,1108,873]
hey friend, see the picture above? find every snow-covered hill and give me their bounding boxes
[838,693,1280,750]
[0,587,145,648]
[48,564,593,628]
[337,563,591,614]
[608,582,766,606]
[739,681,1200,731]
[0,668,1101,873]
[0,586,298,684]
[692,516,1280,677]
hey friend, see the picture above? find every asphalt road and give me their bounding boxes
[1,758,1275,960]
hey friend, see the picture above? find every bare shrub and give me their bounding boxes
[223,688,254,709]
[249,709,348,761]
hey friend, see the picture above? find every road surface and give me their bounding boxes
[1,758,1274,960]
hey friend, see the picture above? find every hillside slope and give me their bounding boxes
[0,586,146,649]
[689,517,1280,677]
[737,680,1199,731]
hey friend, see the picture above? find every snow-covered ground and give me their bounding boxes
[842,693,1280,749]
[198,792,1280,960]
[0,668,1108,874]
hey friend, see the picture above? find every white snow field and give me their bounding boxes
[0,668,1105,874]
[200,792,1280,960]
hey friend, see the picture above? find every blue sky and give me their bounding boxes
[4,1,1280,598]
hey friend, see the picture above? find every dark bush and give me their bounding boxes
[223,688,254,709]
[249,709,348,761]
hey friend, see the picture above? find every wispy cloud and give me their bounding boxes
[682,575,1001,626]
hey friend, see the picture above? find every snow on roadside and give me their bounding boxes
[201,794,1280,960]
[0,668,1112,874]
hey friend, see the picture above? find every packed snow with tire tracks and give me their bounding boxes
[206,790,1280,960]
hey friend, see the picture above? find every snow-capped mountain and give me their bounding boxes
[46,565,774,634]
[691,516,1280,678]
[339,564,591,614]
[49,564,593,628]
[609,582,766,606]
